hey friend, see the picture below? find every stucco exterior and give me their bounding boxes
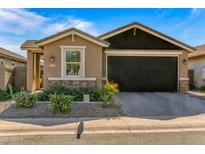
[22,23,193,92]
[26,51,34,91]
[43,35,103,89]
[189,56,205,88]
[188,44,205,88]
[0,48,26,90]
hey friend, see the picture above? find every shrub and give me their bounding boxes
[199,85,205,91]
[100,82,119,107]
[49,94,74,113]
[0,89,11,101]
[37,85,101,102]
[71,87,101,101]
[37,90,51,101]
[7,83,14,97]
[13,91,37,108]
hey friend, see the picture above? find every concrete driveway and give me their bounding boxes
[116,92,205,117]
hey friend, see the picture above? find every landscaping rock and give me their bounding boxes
[0,101,124,118]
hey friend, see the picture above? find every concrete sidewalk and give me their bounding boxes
[1,114,205,137]
[2,115,205,144]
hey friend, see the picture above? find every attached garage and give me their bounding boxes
[99,22,195,92]
[108,56,178,92]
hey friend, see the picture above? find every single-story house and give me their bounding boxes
[0,47,27,90]
[189,44,205,88]
[21,22,195,92]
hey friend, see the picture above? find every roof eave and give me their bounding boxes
[0,53,26,63]
[21,46,43,51]
[99,22,195,53]
[36,29,109,48]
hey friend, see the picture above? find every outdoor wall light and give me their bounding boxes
[50,56,55,62]
[183,59,188,65]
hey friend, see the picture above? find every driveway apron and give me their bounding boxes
[116,92,205,117]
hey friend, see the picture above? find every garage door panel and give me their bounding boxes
[108,56,178,92]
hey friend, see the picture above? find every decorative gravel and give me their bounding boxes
[0,101,124,118]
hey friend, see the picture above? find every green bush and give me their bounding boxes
[100,82,119,107]
[37,85,101,102]
[49,94,74,113]
[0,89,11,101]
[13,91,37,108]
[199,85,205,91]
[71,87,101,101]
[37,90,51,101]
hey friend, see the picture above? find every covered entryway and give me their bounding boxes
[108,56,178,92]
[27,52,44,91]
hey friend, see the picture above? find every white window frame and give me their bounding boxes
[60,46,86,78]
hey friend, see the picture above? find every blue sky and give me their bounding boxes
[0,8,205,57]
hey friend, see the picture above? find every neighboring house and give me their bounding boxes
[189,44,205,88]
[0,47,27,90]
[21,22,195,93]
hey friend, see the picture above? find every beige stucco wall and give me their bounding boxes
[27,51,34,91]
[189,55,205,88]
[0,56,26,90]
[0,65,5,90]
[0,65,14,90]
[196,45,205,51]
[43,35,103,89]
[26,51,42,91]
[179,50,188,78]
[0,56,25,68]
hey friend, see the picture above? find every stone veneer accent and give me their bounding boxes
[179,79,189,93]
[48,79,96,88]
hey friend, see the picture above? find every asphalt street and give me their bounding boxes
[1,130,205,144]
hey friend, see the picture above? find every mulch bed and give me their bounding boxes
[0,101,124,118]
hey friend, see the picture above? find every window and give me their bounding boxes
[61,46,86,78]
[66,50,81,76]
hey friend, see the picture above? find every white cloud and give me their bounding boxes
[44,16,99,36]
[0,38,26,57]
[190,8,201,18]
[0,8,47,34]
[174,8,202,29]
[0,9,99,36]
[0,9,100,56]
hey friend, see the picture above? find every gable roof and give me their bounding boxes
[0,47,26,63]
[21,28,109,50]
[99,22,195,52]
[21,40,42,50]
[189,44,205,58]
[37,28,109,47]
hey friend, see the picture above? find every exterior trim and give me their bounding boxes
[21,48,42,51]
[105,51,180,91]
[101,77,107,80]
[37,30,109,47]
[105,50,183,56]
[189,51,205,59]
[179,78,189,80]
[60,45,86,78]
[48,77,96,81]
[99,23,194,52]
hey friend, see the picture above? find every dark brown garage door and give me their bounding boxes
[108,56,178,92]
